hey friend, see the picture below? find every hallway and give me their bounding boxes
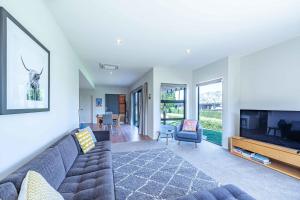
[85,124,152,143]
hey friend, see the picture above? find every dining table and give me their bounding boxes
[96,114,120,127]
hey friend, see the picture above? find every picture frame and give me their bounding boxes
[96,98,102,107]
[0,7,50,115]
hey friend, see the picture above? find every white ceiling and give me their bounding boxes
[46,0,300,87]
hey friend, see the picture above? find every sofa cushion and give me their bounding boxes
[70,129,83,154]
[0,182,18,200]
[66,151,112,177]
[2,147,65,192]
[75,130,95,154]
[182,119,198,132]
[71,130,110,154]
[176,131,198,140]
[18,171,64,200]
[79,126,97,143]
[85,141,111,154]
[59,169,115,200]
[56,135,79,172]
[176,184,255,200]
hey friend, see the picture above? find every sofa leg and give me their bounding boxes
[195,143,197,148]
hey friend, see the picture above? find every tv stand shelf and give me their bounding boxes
[230,136,300,179]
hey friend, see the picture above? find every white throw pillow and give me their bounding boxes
[18,171,64,200]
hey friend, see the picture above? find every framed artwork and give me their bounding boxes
[96,98,102,107]
[0,7,50,114]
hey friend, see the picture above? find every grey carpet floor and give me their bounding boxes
[112,148,219,200]
[112,140,300,200]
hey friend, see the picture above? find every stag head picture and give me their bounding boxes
[0,7,50,115]
[21,57,44,101]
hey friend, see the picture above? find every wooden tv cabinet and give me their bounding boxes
[230,136,300,179]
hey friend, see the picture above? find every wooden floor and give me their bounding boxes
[84,123,152,143]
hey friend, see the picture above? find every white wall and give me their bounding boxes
[79,86,129,124]
[0,0,91,180]
[240,37,300,110]
[226,57,241,144]
[79,89,93,123]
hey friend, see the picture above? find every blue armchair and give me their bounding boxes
[175,120,203,147]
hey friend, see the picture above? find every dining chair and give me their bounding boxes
[103,113,113,130]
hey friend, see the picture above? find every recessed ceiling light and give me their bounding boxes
[116,38,123,46]
[186,49,191,54]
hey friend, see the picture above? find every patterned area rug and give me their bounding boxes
[112,148,219,200]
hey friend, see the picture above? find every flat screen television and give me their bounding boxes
[240,109,300,150]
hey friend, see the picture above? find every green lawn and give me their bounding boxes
[200,116,222,131]
[200,110,222,146]
[200,110,222,119]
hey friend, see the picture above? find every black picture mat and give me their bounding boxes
[0,7,50,115]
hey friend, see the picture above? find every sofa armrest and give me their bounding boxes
[93,130,110,141]
[176,125,181,133]
[176,184,255,200]
[0,182,18,200]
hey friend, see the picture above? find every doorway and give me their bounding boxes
[105,94,127,124]
[197,79,223,146]
[105,94,120,113]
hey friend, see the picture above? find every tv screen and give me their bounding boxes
[240,110,300,150]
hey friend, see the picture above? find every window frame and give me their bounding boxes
[197,78,223,121]
[160,87,186,125]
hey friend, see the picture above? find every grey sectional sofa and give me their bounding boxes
[0,129,114,200]
[177,184,255,200]
[0,128,255,200]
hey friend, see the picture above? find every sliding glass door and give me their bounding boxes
[161,84,186,126]
[133,89,142,127]
[197,79,223,146]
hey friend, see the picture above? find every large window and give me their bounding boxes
[161,84,186,126]
[197,79,223,146]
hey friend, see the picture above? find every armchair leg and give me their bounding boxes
[195,143,197,148]
[157,132,160,142]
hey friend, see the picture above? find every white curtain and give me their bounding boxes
[138,92,143,133]
[138,82,148,135]
[128,92,132,125]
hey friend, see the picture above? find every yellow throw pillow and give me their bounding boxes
[75,130,95,153]
[18,171,64,200]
